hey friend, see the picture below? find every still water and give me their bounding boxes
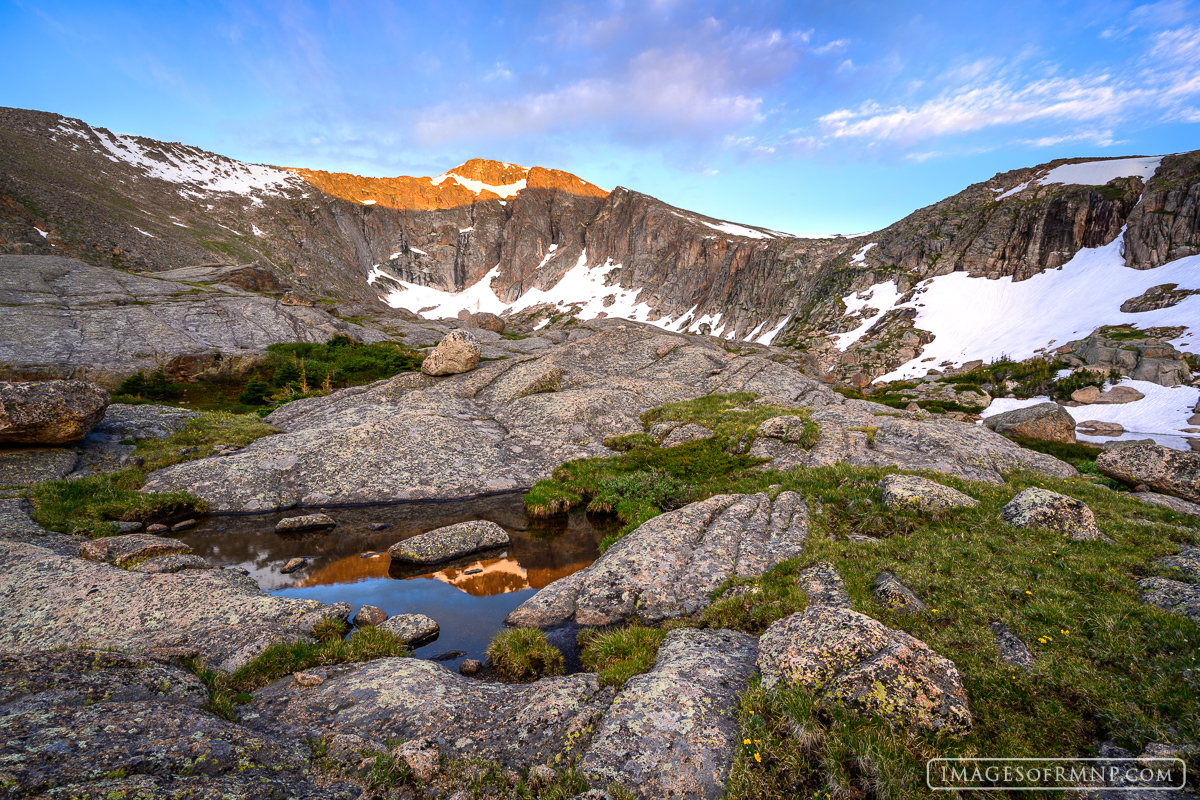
[177,493,613,668]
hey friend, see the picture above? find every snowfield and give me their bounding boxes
[52,118,302,203]
[831,230,1200,381]
[430,171,527,199]
[368,252,791,342]
[996,156,1163,200]
[981,379,1200,450]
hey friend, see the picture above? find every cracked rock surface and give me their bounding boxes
[579,628,758,800]
[506,491,809,628]
[758,563,972,737]
[0,505,349,671]
[244,658,612,769]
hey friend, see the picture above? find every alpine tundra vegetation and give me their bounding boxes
[2,3,1200,797]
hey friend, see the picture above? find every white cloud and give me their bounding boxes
[814,20,1200,149]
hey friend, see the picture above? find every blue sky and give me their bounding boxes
[3,0,1198,235]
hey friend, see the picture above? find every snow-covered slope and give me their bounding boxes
[830,229,1200,382]
[53,118,303,204]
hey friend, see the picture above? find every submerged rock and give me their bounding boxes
[580,628,758,800]
[377,613,440,645]
[0,379,109,444]
[275,513,337,533]
[877,474,979,513]
[388,520,510,565]
[1001,487,1102,541]
[506,491,808,627]
[983,402,1076,444]
[1096,442,1200,503]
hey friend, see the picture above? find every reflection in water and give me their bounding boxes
[176,493,614,664]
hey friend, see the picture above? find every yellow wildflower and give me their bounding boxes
[754,753,762,763]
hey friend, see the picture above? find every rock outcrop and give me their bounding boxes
[0,379,109,444]
[983,402,1077,444]
[579,628,758,800]
[0,650,345,799]
[77,533,192,568]
[506,491,809,628]
[1096,442,1200,503]
[246,658,611,768]
[1000,487,1102,541]
[757,400,1076,484]
[758,563,971,736]
[1060,331,1194,387]
[0,507,351,671]
[0,255,389,387]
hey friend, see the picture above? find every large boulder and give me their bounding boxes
[505,492,808,628]
[1093,385,1146,404]
[982,402,1076,444]
[877,474,979,513]
[580,628,758,800]
[420,329,482,376]
[467,311,506,334]
[388,520,510,565]
[0,380,109,444]
[1138,577,1200,618]
[1000,487,1102,541]
[1096,442,1200,504]
[377,613,440,645]
[754,399,1077,484]
[757,563,971,737]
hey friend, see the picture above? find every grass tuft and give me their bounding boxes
[29,469,204,536]
[486,628,565,679]
[579,625,668,687]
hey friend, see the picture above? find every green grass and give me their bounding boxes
[692,463,1200,799]
[579,625,669,687]
[28,469,204,537]
[525,393,815,550]
[187,625,410,721]
[112,334,425,414]
[523,387,1200,797]
[26,411,278,536]
[485,628,565,679]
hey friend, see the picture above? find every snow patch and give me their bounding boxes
[431,172,527,199]
[251,224,265,237]
[132,226,155,238]
[981,379,1200,450]
[699,220,775,240]
[361,199,377,205]
[997,156,1163,200]
[849,242,877,265]
[33,227,49,239]
[833,281,905,350]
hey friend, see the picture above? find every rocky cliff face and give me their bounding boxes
[2,106,1198,386]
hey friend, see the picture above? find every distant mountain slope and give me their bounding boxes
[1,106,1197,384]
